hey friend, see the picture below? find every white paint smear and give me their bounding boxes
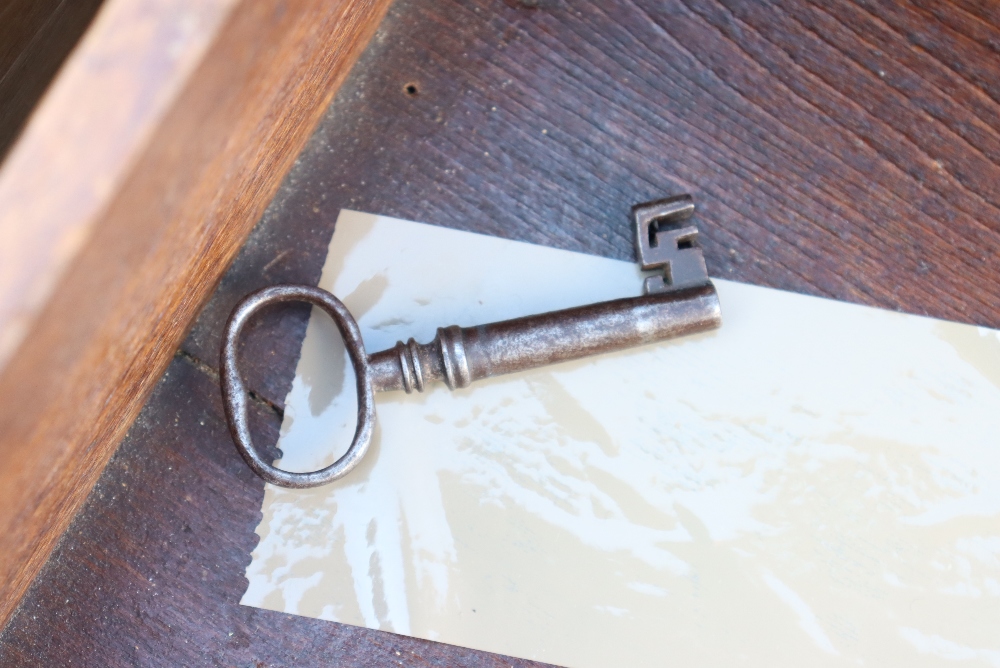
[243,210,1000,667]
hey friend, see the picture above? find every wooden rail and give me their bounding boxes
[0,0,391,628]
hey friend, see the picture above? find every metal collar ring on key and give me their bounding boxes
[220,285,375,489]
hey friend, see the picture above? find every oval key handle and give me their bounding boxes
[221,285,376,489]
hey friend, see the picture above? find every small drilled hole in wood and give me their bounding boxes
[404,82,419,96]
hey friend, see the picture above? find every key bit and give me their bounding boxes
[633,194,709,294]
[222,196,722,488]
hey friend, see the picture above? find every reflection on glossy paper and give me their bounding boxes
[243,211,1000,667]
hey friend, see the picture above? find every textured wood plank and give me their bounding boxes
[3,0,999,664]
[0,0,392,629]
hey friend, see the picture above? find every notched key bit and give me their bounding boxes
[221,195,722,488]
[634,194,709,294]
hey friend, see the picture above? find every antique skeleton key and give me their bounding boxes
[222,195,722,488]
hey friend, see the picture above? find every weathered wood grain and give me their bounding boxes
[0,0,392,629]
[2,0,999,664]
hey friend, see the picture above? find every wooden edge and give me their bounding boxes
[0,0,392,629]
[0,0,106,161]
[0,0,235,369]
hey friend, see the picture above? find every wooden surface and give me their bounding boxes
[0,0,105,160]
[0,0,391,629]
[3,0,1000,664]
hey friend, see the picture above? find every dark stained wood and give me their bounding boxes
[3,0,1000,664]
[0,0,105,159]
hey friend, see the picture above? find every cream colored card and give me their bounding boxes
[243,210,1000,667]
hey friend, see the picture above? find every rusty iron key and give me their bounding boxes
[222,195,722,488]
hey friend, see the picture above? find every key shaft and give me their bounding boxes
[369,283,720,393]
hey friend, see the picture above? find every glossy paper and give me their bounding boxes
[243,210,1000,667]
